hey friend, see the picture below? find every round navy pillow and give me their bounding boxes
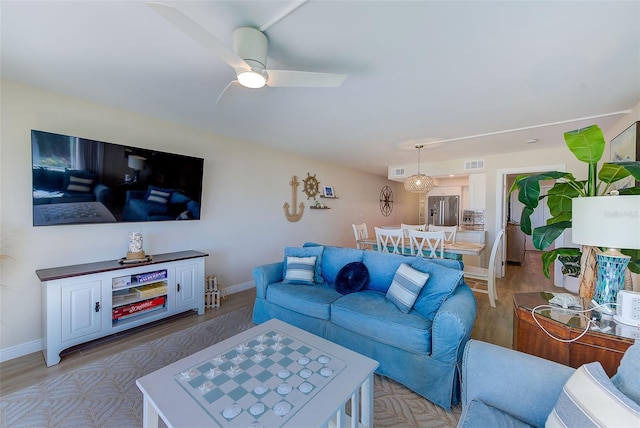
[335,262,370,295]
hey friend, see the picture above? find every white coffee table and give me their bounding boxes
[136,318,379,427]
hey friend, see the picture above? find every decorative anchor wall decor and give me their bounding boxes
[284,175,305,222]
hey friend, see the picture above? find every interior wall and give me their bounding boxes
[0,79,409,358]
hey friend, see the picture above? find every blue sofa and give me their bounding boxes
[32,167,110,205]
[252,244,477,410]
[122,189,200,221]
[458,340,640,427]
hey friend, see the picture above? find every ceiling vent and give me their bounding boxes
[389,167,407,178]
[464,160,485,171]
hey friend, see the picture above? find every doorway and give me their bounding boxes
[495,164,565,280]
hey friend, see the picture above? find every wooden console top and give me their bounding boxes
[36,250,208,281]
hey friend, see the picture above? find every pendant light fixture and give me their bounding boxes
[404,144,434,193]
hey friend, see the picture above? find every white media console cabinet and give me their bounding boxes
[36,250,207,367]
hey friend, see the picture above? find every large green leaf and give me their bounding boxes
[616,161,640,180]
[563,125,605,164]
[519,206,534,235]
[547,183,580,216]
[541,247,582,278]
[599,163,630,184]
[532,221,572,250]
[516,172,573,207]
[547,211,572,224]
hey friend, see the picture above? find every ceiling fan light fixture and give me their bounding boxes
[237,70,266,88]
[404,144,435,193]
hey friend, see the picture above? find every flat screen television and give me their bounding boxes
[31,130,204,226]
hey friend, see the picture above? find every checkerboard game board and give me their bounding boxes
[175,328,347,427]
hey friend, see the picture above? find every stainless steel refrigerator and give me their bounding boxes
[427,195,459,226]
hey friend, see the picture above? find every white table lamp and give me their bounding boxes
[572,194,640,307]
[127,155,146,183]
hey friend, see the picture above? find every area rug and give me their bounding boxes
[0,305,460,427]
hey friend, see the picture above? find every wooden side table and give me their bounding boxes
[513,292,637,377]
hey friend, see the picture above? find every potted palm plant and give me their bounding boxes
[510,124,640,296]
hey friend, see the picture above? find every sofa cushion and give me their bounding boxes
[458,400,533,428]
[546,362,640,428]
[65,174,94,193]
[266,282,341,320]
[330,290,433,354]
[612,341,640,405]
[362,250,410,292]
[335,262,369,295]
[320,246,364,284]
[385,263,430,313]
[410,257,464,320]
[63,169,96,191]
[283,246,324,284]
[145,185,172,204]
[283,256,316,285]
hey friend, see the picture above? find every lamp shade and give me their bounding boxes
[572,195,640,249]
[404,174,435,193]
[127,155,146,171]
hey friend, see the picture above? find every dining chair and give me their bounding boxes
[428,224,458,242]
[408,230,445,258]
[352,223,372,250]
[374,227,405,254]
[464,229,505,308]
[400,223,426,238]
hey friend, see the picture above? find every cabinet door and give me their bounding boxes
[61,280,102,342]
[175,263,198,309]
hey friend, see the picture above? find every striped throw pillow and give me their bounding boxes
[283,256,317,285]
[546,362,640,428]
[66,175,94,193]
[146,188,171,204]
[385,263,430,313]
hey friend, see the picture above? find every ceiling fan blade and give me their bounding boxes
[147,2,250,72]
[265,70,347,88]
[215,80,240,104]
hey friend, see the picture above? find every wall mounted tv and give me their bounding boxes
[32,130,204,226]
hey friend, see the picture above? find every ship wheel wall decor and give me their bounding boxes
[302,173,320,199]
[379,185,394,217]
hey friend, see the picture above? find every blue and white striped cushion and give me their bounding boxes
[283,256,317,285]
[66,175,93,192]
[146,189,171,204]
[385,263,430,313]
[546,362,640,427]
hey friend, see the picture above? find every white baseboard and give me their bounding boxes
[223,280,255,295]
[0,338,43,363]
[0,281,256,364]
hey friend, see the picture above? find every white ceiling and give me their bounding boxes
[2,1,639,177]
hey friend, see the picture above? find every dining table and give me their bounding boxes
[356,238,485,260]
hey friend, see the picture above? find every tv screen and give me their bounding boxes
[31,130,204,226]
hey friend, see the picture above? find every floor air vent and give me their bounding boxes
[464,160,485,171]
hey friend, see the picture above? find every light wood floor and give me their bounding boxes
[0,263,561,398]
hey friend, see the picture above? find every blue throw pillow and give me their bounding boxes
[282,256,316,285]
[335,262,370,295]
[612,341,640,405]
[385,263,430,313]
[410,257,464,320]
[283,246,324,284]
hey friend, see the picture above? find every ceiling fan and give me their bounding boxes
[148,2,347,99]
